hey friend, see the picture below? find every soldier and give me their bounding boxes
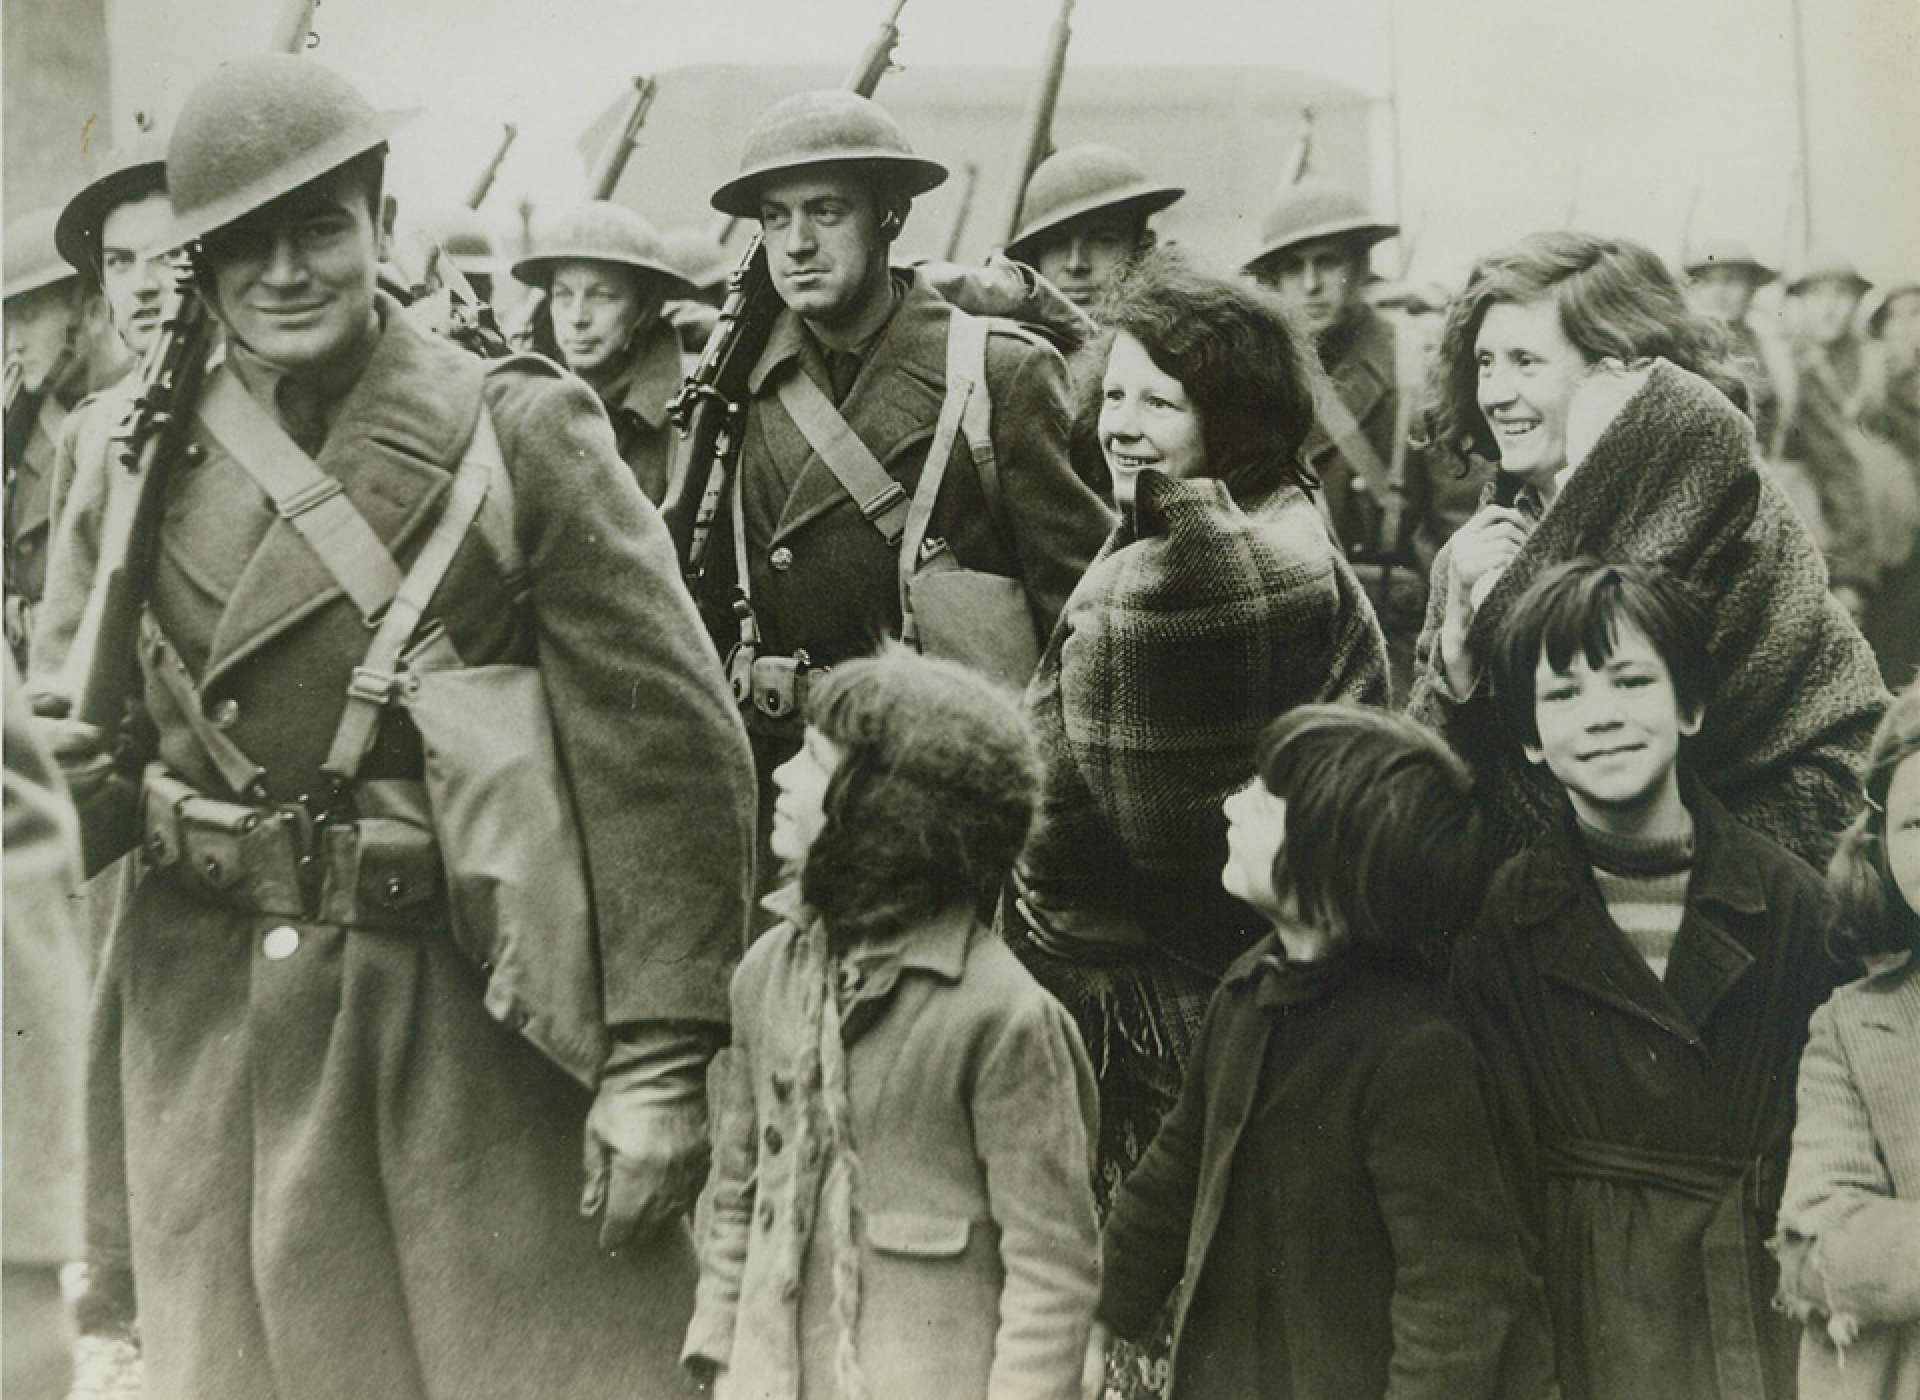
[1247,178,1478,693]
[1683,238,1790,450]
[29,134,174,706]
[42,54,754,1399]
[510,201,697,505]
[1003,142,1182,313]
[5,209,96,672]
[698,89,1112,903]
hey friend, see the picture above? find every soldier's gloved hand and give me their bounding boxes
[34,717,118,807]
[579,1025,719,1249]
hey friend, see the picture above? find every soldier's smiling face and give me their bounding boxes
[200,161,387,375]
[757,171,892,334]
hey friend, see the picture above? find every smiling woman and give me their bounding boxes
[1406,231,1888,868]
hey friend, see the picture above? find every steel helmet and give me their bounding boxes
[1864,278,1920,338]
[1005,143,1182,261]
[411,205,510,279]
[55,132,170,278]
[1785,251,1872,298]
[711,91,947,219]
[510,201,697,296]
[1682,239,1777,285]
[162,54,419,252]
[4,207,79,301]
[1244,178,1397,273]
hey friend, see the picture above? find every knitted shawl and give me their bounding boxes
[1022,472,1390,964]
[1408,357,1889,869]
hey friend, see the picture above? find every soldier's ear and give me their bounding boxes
[876,191,909,242]
[378,194,399,264]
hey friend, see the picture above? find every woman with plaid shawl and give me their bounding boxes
[1001,249,1389,1399]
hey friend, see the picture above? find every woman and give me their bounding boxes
[1407,230,1887,868]
[1774,681,1920,1400]
[509,200,696,505]
[1003,248,1388,1396]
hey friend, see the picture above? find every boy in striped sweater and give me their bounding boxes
[1451,557,1842,1400]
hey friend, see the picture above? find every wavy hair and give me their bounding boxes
[1254,703,1491,973]
[1071,245,1322,500]
[1416,231,1748,466]
[799,646,1039,944]
[1828,681,1920,962]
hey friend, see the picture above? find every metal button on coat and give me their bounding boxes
[209,697,241,729]
[262,925,300,960]
[769,546,794,571]
[764,1124,783,1154]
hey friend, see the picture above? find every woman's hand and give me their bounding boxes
[1438,506,1531,694]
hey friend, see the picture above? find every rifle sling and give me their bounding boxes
[774,368,910,545]
[898,313,987,643]
[138,610,269,800]
[195,366,403,623]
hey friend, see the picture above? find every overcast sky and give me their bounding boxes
[108,0,1918,285]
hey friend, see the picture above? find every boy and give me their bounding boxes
[1454,558,1844,1400]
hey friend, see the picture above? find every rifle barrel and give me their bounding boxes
[465,124,518,211]
[268,0,319,54]
[587,76,657,201]
[997,0,1074,246]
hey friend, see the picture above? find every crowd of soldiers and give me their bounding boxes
[3,32,1918,1400]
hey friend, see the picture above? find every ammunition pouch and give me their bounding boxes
[140,762,440,930]
[726,643,825,724]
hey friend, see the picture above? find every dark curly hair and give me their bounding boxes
[1254,703,1491,974]
[1070,246,1322,501]
[1828,681,1920,962]
[798,646,1040,944]
[1416,231,1749,467]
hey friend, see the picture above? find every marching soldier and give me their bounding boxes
[510,201,697,505]
[1003,142,1183,313]
[5,209,97,672]
[43,54,754,1399]
[1246,178,1481,692]
[696,89,1112,900]
[30,134,173,705]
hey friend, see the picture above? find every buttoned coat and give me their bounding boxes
[693,269,1113,686]
[1452,788,1843,1400]
[686,900,1102,1400]
[59,299,755,1399]
[1776,954,1920,1399]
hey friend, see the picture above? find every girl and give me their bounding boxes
[685,647,1101,1400]
[1775,681,1920,1399]
[1093,704,1554,1400]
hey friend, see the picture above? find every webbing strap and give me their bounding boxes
[195,367,403,622]
[897,313,987,644]
[1315,381,1400,556]
[321,408,502,783]
[138,610,268,800]
[774,368,910,545]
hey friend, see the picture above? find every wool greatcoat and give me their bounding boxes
[692,268,1112,896]
[1407,358,1888,871]
[593,317,684,506]
[63,296,756,1400]
[1452,786,1843,1400]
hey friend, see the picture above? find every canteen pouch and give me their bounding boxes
[905,548,1041,690]
[398,625,608,1088]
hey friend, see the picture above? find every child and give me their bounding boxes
[1094,703,1556,1400]
[1454,558,1845,1400]
[1773,680,1920,1399]
[682,648,1100,1400]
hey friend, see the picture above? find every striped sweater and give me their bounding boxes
[1579,816,1696,980]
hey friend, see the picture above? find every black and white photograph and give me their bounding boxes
[3,0,1917,1395]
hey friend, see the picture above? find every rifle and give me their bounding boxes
[1285,104,1316,186]
[587,75,658,202]
[466,123,518,211]
[267,0,319,53]
[663,0,909,578]
[943,161,980,261]
[996,0,1074,246]
[69,264,213,727]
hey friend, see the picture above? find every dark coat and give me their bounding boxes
[693,268,1112,685]
[687,897,1101,1400]
[1452,786,1843,1400]
[60,300,755,1398]
[596,318,683,506]
[1408,358,1888,870]
[1308,304,1402,559]
[1100,934,1557,1400]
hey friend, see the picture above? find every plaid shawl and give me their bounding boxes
[1021,473,1390,961]
[1408,358,1889,868]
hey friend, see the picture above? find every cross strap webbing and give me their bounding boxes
[195,366,403,622]
[774,367,910,545]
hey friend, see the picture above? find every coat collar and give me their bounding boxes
[761,882,976,986]
[1853,950,1920,1034]
[197,294,485,691]
[602,321,682,430]
[745,270,953,546]
[1515,783,1766,1045]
